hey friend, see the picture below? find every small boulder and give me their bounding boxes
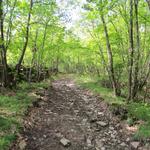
[86,138,92,147]
[126,138,130,142]
[60,138,71,147]
[120,142,126,147]
[130,142,140,149]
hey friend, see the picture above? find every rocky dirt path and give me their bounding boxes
[12,78,147,150]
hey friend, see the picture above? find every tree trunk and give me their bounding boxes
[101,15,120,96]
[0,0,8,87]
[16,0,33,72]
[28,29,38,83]
[128,0,134,101]
[37,22,48,81]
[132,0,140,99]
[6,0,17,50]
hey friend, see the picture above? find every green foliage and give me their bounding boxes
[0,94,31,114]
[18,80,50,92]
[134,123,150,140]
[75,74,125,105]
[74,74,150,140]
[0,134,16,150]
[127,103,150,122]
[126,117,134,126]
[0,81,49,150]
[0,116,19,131]
[1,0,150,145]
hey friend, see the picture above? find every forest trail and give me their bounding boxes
[12,78,144,150]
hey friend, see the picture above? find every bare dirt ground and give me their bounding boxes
[11,78,149,150]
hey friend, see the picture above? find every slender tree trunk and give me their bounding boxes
[6,0,17,50]
[0,0,8,87]
[132,0,140,99]
[110,21,126,64]
[87,26,112,83]
[98,45,112,85]
[101,15,120,96]
[29,29,38,83]
[16,0,33,72]
[37,22,48,81]
[128,0,134,101]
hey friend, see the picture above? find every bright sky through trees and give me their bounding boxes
[56,0,88,39]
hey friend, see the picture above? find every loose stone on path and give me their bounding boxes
[11,78,146,150]
[60,137,71,147]
[130,141,140,149]
[96,121,108,127]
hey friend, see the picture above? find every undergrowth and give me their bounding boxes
[0,80,50,150]
[73,74,150,141]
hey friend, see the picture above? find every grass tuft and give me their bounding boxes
[73,74,150,140]
[134,123,150,140]
[0,80,50,150]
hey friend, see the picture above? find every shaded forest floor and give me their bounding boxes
[10,77,149,150]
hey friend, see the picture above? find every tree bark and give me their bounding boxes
[37,21,48,81]
[0,0,8,87]
[16,0,33,72]
[128,0,134,101]
[132,0,140,99]
[101,15,120,96]
[6,0,17,50]
[29,29,38,83]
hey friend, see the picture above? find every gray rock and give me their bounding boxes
[109,126,114,130]
[60,138,71,147]
[120,142,126,147]
[96,121,108,127]
[19,140,26,150]
[95,139,103,148]
[33,136,36,140]
[56,132,63,138]
[74,110,79,115]
[104,132,109,136]
[82,118,88,125]
[117,140,121,143]
[96,147,105,150]
[130,142,140,149]
[101,147,106,150]
[126,138,130,142]
[110,134,116,139]
[101,139,106,142]
[86,138,92,147]
[98,112,104,116]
